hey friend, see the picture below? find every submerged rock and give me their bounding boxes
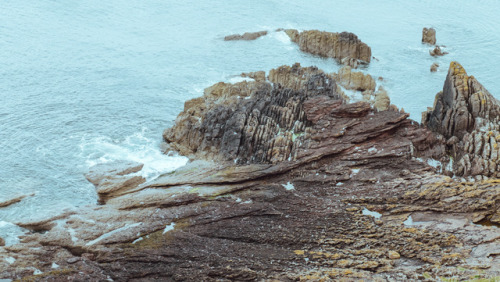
[224,30,268,41]
[422,27,436,45]
[285,29,371,63]
[0,193,34,208]
[423,61,500,178]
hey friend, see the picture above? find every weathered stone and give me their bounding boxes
[241,71,266,82]
[2,64,499,281]
[224,30,268,41]
[85,160,144,186]
[336,65,376,91]
[422,27,436,45]
[430,62,439,72]
[423,61,500,177]
[388,251,400,259]
[430,46,448,57]
[374,86,390,111]
[0,237,4,246]
[285,29,371,63]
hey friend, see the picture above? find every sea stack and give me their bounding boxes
[422,27,437,45]
[423,61,500,178]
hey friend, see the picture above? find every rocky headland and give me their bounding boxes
[1,30,499,281]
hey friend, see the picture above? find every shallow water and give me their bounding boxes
[1,0,500,242]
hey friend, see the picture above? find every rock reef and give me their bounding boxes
[285,29,372,65]
[1,61,499,281]
[224,30,268,41]
[424,61,500,179]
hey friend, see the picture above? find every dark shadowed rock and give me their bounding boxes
[285,29,371,63]
[423,61,500,178]
[224,30,268,41]
[422,27,436,45]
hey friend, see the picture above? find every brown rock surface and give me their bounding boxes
[1,64,499,281]
[430,62,439,72]
[336,65,376,91]
[285,29,371,64]
[423,61,500,178]
[85,160,146,203]
[430,45,448,57]
[0,193,34,208]
[224,30,268,41]
[422,27,437,45]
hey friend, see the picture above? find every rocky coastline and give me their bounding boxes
[1,29,499,281]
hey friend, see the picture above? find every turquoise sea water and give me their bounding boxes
[1,0,500,243]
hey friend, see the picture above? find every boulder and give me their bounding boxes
[285,29,371,63]
[374,86,390,111]
[422,27,436,45]
[0,237,4,246]
[336,65,376,91]
[430,46,448,57]
[341,56,359,69]
[423,61,500,177]
[224,31,268,41]
[430,62,439,72]
[85,160,144,186]
[85,160,146,203]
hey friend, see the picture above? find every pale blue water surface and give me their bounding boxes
[1,0,500,243]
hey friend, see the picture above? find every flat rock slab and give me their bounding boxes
[85,160,144,186]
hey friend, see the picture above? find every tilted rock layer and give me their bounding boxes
[423,61,500,178]
[285,29,372,64]
[1,63,499,281]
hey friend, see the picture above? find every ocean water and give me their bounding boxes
[1,0,500,243]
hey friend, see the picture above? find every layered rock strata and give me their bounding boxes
[85,160,146,203]
[1,64,499,281]
[423,62,500,178]
[285,29,371,65]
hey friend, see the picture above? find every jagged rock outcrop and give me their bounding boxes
[224,30,268,41]
[2,64,499,281]
[285,29,371,65]
[422,27,436,45]
[430,45,448,57]
[336,65,376,91]
[423,61,500,178]
[241,71,266,82]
